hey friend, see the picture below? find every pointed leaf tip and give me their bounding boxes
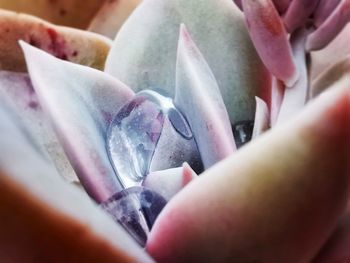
[20,41,134,203]
[242,0,298,86]
[175,24,236,169]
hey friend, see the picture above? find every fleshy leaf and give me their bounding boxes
[276,28,309,125]
[0,70,77,182]
[313,0,342,27]
[242,0,298,86]
[174,24,236,169]
[313,209,350,262]
[252,96,269,138]
[105,0,270,124]
[306,0,350,51]
[312,54,350,98]
[88,0,141,39]
[282,0,319,33]
[147,80,350,263]
[143,163,197,201]
[233,0,243,10]
[0,98,154,263]
[270,77,284,126]
[272,0,291,14]
[0,0,104,29]
[311,24,350,79]
[20,41,134,203]
[0,9,112,72]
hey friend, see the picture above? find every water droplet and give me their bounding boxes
[100,186,167,247]
[107,90,202,188]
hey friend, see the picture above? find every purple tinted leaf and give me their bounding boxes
[144,163,197,201]
[0,71,77,182]
[252,97,270,138]
[306,0,350,51]
[20,42,134,203]
[175,24,236,169]
[234,0,243,10]
[272,0,291,14]
[100,186,167,247]
[313,0,342,27]
[277,28,309,125]
[242,0,298,86]
[282,0,319,32]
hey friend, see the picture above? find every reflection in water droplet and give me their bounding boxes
[100,186,167,247]
[107,90,202,188]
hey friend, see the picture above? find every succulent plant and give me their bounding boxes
[1,0,350,262]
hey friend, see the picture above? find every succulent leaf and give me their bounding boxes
[282,0,319,33]
[313,0,342,27]
[0,9,112,72]
[148,83,350,263]
[0,0,104,29]
[20,42,134,203]
[306,0,350,51]
[0,70,77,182]
[88,0,141,39]
[276,28,309,124]
[105,0,270,124]
[312,54,350,98]
[242,0,298,87]
[0,98,154,263]
[252,96,269,138]
[143,163,197,201]
[174,24,236,169]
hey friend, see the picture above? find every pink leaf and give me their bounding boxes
[282,0,319,33]
[306,0,350,51]
[143,163,197,201]
[174,24,236,169]
[242,0,298,86]
[20,42,134,203]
